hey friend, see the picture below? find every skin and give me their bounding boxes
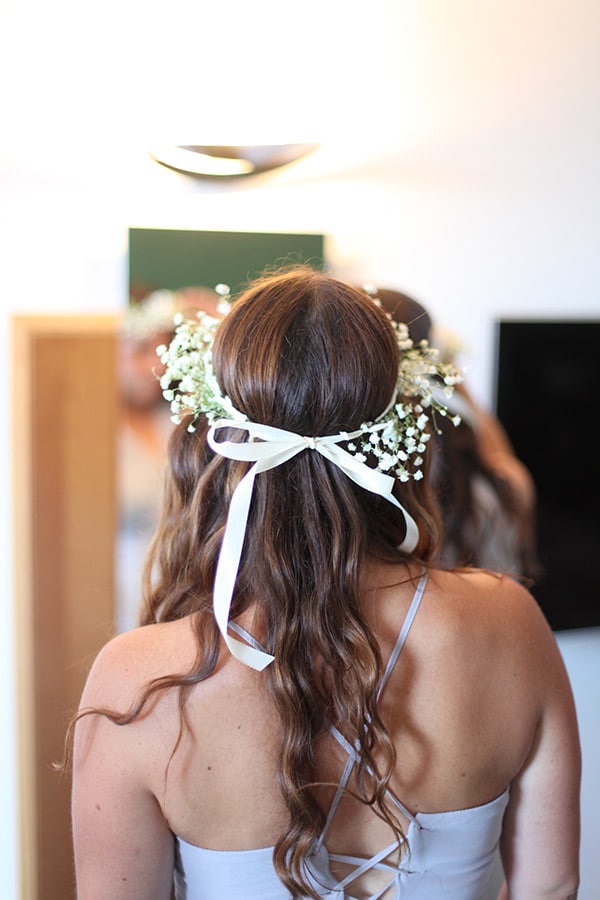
[72,565,581,899]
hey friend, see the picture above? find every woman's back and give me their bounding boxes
[74,564,578,899]
[71,268,579,900]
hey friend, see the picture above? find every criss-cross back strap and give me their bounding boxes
[231,572,427,892]
[329,840,401,894]
[316,572,427,857]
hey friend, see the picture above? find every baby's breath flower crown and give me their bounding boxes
[156,284,463,483]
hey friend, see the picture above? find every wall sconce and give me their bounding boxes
[149,143,320,178]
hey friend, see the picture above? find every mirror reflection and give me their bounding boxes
[116,287,222,631]
[116,230,326,631]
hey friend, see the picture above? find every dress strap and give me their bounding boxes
[377,570,427,699]
[314,751,356,852]
[227,620,264,650]
[324,721,418,827]
[329,839,400,891]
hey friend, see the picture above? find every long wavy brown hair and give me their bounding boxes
[75,266,443,898]
[430,409,542,581]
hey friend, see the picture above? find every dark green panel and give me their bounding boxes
[129,228,326,299]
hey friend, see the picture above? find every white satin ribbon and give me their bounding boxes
[207,418,419,671]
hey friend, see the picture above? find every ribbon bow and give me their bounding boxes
[207,418,419,671]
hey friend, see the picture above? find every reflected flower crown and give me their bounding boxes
[156,284,463,483]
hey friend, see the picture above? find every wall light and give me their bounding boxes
[149,143,320,178]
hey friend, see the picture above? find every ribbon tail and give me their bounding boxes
[212,464,275,671]
[211,438,305,671]
[396,504,419,552]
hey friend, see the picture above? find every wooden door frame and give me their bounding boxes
[11,314,118,900]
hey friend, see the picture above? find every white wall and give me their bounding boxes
[1,2,599,897]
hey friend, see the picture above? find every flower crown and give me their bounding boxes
[156,284,462,483]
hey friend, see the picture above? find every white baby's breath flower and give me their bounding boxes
[379,453,396,471]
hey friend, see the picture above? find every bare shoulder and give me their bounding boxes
[428,567,553,632]
[79,617,197,712]
[421,568,566,685]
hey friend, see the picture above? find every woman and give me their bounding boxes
[429,388,541,579]
[71,267,580,899]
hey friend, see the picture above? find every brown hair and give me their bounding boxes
[80,266,443,898]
